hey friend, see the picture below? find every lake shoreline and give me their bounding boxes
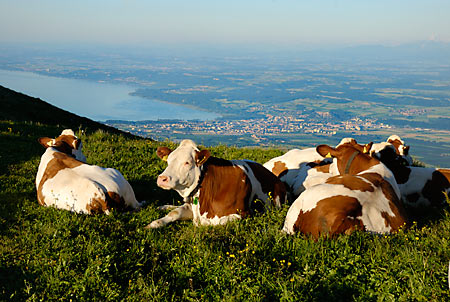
[0,69,219,122]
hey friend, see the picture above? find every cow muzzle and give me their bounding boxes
[157,175,172,189]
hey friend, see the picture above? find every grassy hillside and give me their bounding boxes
[1,89,450,301]
[0,85,136,138]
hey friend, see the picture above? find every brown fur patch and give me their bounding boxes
[246,161,286,207]
[86,195,109,214]
[293,195,364,238]
[106,191,128,211]
[308,160,331,173]
[360,173,408,232]
[43,135,80,156]
[85,191,128,214]
[197,158,286,218]
[271,161,287,177]
[199,157,251,218]
[37,152,83,206]
[422,169,450,206]
[326,175,374,192]
[338,152,378,175]
[320,144,379,176]
[387,139,402,155]
[156,147,172,160]
[359,172,400,204]
[380,201,408,232]
[439,169,450,182]
[360,172,408,230]
[314,163,331,173]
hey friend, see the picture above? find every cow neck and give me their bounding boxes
[344,151,359,174]
[185,163,206,203]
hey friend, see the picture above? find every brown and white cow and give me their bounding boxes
[369,143,450,208]
[263,148,326,201]
[369,135,413,164]
[264,138,371,200]
[387,135,413,165]
[283,143,408,238]
[146,139,286,228]
[302,138,374,189]
[36,129,142,214]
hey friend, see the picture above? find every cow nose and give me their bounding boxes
[159,175,169,182]
[157,175,170,187]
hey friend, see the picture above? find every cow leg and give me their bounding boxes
[157,204,180,211]
[145,203,193,229]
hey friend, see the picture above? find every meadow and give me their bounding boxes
[1,120,450,301]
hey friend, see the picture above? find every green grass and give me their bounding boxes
[1,121,450,301]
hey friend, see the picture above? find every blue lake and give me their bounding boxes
[0,69,219,121]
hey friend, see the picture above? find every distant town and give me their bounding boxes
[107,112,391,143]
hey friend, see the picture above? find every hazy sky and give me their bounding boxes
[1,0,449,47]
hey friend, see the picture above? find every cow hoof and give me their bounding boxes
[145,220,164,229]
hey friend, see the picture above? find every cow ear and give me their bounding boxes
[157,146,172,161]
[363,142,373,154]
[196,150,210,166]
[316,144,336,158]
[38,137,54,148]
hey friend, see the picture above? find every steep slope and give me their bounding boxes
[0,84,134,136]
[0,85,143,173]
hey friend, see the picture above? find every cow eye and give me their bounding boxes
[184,161,190,166]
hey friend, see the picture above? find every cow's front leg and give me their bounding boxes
[157,204,180,211]
[145,203,193,229]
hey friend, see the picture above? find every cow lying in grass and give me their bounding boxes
[283,143,408,237]
[36,129,142,214]
[318,137,449,209]
[263,138,370,201]
[263,147,326,201]
[332,137,449,208]
[369,142,450,208]
[300,139,373,191]
[146,139,286,228]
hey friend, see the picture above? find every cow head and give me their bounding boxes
[38,129,86,162]
[316,143,377,175]
[370,143,408,165]
[369,142,411,184]
[387,135,413,165]
[336,137,372,154]
[156,139,210,198]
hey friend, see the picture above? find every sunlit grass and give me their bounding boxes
[1,122,449,301]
